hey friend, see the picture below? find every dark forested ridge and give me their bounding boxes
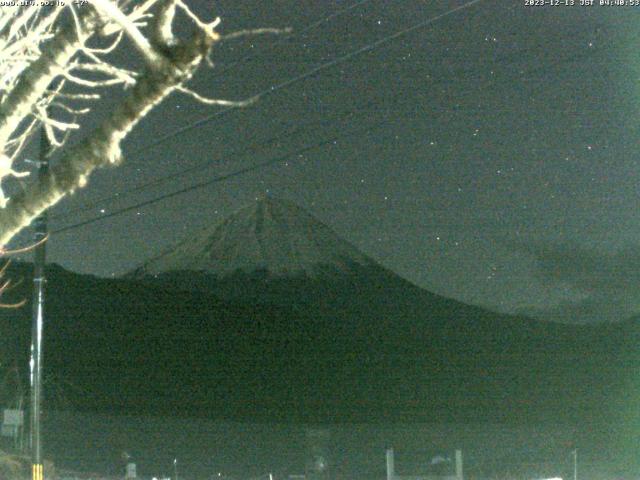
[0,260,637,428]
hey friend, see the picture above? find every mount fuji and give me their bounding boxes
[123,197,636,425]
[131,196,375,279]
[0,197,635,426]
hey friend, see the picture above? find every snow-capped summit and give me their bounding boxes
[133,196,375,278]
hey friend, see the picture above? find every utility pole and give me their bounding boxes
[29,123,50,480]
[573,448,578,480]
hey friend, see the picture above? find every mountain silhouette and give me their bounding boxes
[131,196,373,279]
[0,198,636,428]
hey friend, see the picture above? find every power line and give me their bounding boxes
[27,0,374,222]
[52,87,410,222]
[54,0,600,240]
[24,0,365,214]
[50,116,337,221]
[127,0,484,157]
[51,0,491,234]
[53,0,593,234]
[52,117,390,235]
[58,0,484,222]
[214,0,373,77]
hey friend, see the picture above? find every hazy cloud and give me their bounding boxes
[513,241,640,324]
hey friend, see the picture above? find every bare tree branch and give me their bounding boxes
[0,1,265,249]
[176,85,258,107]
[92,0,164,66]
[0,12,221,245]
[0,8,96,153]
[222,27,292,42]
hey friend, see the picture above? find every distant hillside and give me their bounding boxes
[0,258,636,427]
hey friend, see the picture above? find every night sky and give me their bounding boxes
[9,0,640,324]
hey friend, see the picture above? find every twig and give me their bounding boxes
[222,27,292,42]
